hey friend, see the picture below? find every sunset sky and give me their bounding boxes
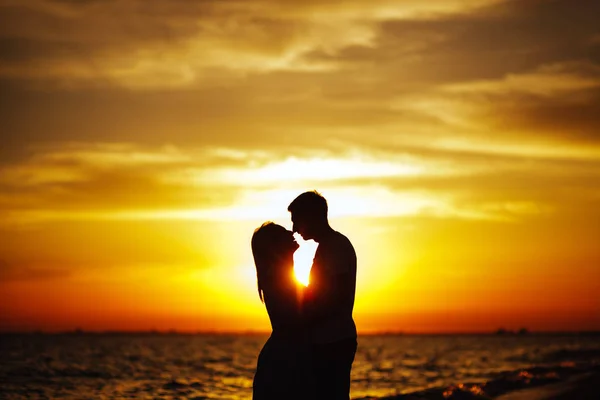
[1,0,599,333]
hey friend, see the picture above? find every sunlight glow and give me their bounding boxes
[4,187,456,225]
[293,234,318,286]
[201,157,424,185]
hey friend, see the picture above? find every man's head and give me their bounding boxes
[288,190,328,240]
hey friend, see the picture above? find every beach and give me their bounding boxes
[496,371,600,400]
[356,366,600,399]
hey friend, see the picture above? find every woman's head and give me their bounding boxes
[251,222,299,302]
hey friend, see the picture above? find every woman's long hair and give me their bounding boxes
[251,222,290,303]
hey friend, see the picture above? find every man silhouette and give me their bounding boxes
[288,190,357,400]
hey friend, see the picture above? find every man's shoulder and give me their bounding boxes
[330,230,355,254]
[316,230,356,272]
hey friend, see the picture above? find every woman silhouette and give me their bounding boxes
[251,222,315,400]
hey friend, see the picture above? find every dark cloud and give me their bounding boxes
[0,37,84,62]
[0,76,434,163]
[0,0,306,85]
[0,0,599,162]
[0,259,71,282]
[312,0,600,83]
[479,89,600,142]
[2,0,598,86]
[0,143,258,211]
[291,0,600,145]
[0,1,209,45]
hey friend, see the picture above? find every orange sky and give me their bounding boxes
[1,0,600,333]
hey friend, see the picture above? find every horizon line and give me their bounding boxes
[2,329,600,336]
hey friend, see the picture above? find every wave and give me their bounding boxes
[356,364,600,400]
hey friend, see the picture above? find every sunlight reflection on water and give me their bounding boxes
[1,334,599,399]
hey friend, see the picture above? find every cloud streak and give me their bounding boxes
[1,142,598,226]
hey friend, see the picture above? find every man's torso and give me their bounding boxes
[309,230,357,344]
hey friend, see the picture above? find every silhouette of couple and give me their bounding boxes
[252,191,358,400]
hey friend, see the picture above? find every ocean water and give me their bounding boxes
[1,333,599,399]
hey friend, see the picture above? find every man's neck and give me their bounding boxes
[312,225,334,243]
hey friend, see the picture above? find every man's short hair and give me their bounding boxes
[288,190,328,219]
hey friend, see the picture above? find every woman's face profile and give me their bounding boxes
[279,229,299,257]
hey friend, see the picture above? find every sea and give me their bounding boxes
[1,333,599,399]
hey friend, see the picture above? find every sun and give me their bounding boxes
[293,234,318,286]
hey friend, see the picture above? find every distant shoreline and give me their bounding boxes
[1,330,599,337]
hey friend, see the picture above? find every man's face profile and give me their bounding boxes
[291,212,312,240]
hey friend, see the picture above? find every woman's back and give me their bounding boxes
[251,222,314,399]
[262,269,306,338]
[254,275,313,400]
